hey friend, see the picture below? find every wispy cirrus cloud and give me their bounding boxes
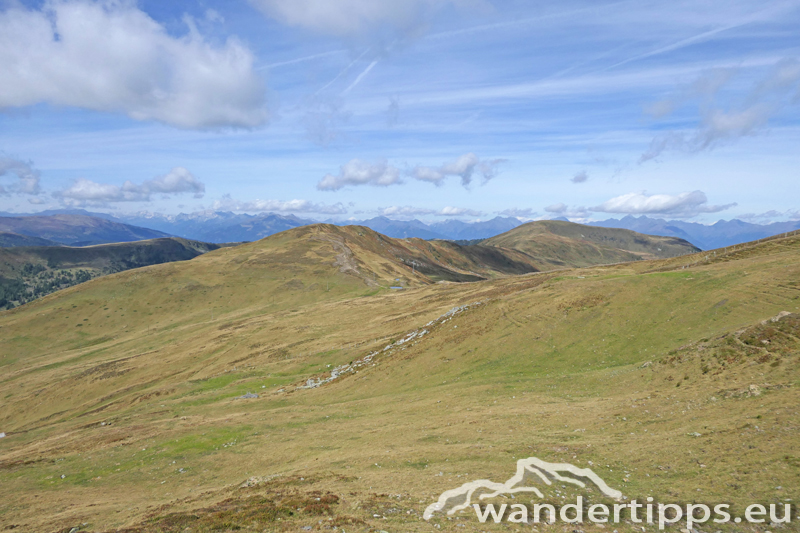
[303,97,353,146]
[737,208,800,223]
[248,0,487,46]
[641,58,800,162]
[571,170,588,183]
[213,195,347,214]
[54,167,204,207]
[0,157,41,195]
[0,1,267,129]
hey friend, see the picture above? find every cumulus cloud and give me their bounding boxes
[438,206,482,216]
[542,203,592,220]
[317,159,401,191]
[55,167,205,206]
[412,153,505,187]
[145,167,205,197]
[213,195,347,214]
[379,205,482,217]
[0,1,267,129]
[248,0,485,45]
[319,153,505,191]
[571,170,588,183]
[641,58,800,162]
[591,190,736,218]
[545,203,568,214]
[0,157,41,195]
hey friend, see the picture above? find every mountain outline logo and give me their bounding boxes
[423,457,624,520]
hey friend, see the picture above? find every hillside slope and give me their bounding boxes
[0,228,797,532]
[0,238,228,308]
[0,214,171,246]
[483,219,700,268]
[0,232,61,247]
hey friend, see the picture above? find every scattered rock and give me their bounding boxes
[0,432,5,438]
[296,302,483,391]
[762,311,792,324]
[236,392,259,399]
[239,474,282,487]
[687,432,702,437]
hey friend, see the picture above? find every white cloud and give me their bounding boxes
[0,157,41,195]
[303,97,352,146]
[497,207,538,218]
[146,168,205,198]
[212,195,347,215]
[379,205,482,217]
[438,206,482,216]
[55,167,205,206]
[571,170,588,183]
[645,67,738,118]
[591,190,736,218]
[248,0,485,43]
[380,206,436,217]
[320,153,504,191]
[641,58,800,162]
[412,153,505,187]
[542,203,592,220]
[737,209,800,223]
[0,1,267,129]
[545,203,568,214]
[317,159,401,191]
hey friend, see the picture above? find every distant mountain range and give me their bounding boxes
[111,211,523,242]
[0,213,170,246]
[2,209,798,250]
[0,209,524,243]
[590,215,800,250]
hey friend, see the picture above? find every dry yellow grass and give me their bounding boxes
[0,226,798,532]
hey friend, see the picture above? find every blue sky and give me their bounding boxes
[1,0,798,223]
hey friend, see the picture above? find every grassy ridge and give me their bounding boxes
[483,219,700,267]
[0,227,797,532]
